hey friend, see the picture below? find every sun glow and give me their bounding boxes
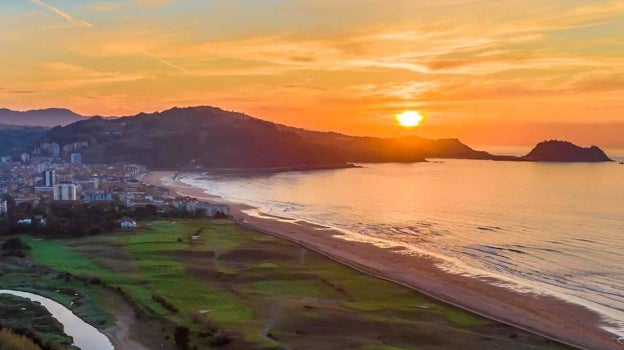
[395,111,424,127]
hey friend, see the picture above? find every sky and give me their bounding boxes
[1,0,623,147]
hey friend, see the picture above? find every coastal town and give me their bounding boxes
[0,142,230,227]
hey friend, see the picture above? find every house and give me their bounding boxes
[83,190,113,201]
[185,201,231,217]
[17,217,45,225]
[119,217,137,229]
[14,196,40,206]
[34,215,47,226]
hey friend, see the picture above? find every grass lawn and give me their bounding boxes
[118,221,255,325]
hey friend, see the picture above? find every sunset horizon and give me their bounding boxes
[2,1,624,147]
[3,103,624,149]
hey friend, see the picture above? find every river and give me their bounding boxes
[0,290,113,350]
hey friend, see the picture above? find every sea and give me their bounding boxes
[178,148,624,336]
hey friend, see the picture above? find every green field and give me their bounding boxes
[1,220,573,349]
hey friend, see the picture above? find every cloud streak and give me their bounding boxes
[30,0,92,27]
[140,49,190,74]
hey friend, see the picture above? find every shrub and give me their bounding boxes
[75,275,102,285]
[173,326,190,350]
[210,329,235,347]
[189,311,217,333]
[1,237,30,251]
[1,237,30,257]
[152,294,178,313]
[0,328,41,350]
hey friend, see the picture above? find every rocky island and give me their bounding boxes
[522,140,612,162]
[492,140,613,162]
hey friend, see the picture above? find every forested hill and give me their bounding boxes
[38,106,493,169]
[0,124,48,155]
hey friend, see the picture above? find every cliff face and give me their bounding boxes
[523,140,612,162]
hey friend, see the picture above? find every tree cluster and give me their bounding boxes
[0,196,212,238]
[1,237,30,257]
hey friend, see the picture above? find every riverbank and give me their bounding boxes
[0,292,76,349]
[143,170,622,350]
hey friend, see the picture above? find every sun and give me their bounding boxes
[395,111,424,127]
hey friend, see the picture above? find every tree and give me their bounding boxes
[173,326,190,350]
[1,237,30,257]
[1,237,29,251]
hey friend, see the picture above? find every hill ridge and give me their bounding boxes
[0,108,84,127]
[8,106,612,168]
[36,106,490,169]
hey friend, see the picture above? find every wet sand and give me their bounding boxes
[143,171,622,350]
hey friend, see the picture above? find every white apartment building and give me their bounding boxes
[53,183,77,201]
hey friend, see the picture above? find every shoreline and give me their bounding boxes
[150,163,361,175]
[143,170,622,350]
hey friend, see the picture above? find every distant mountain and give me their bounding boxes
[37,106,493,169]
[0,108,84,127]
[522,140,612,162]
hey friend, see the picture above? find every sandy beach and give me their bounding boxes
[143,170,622,350]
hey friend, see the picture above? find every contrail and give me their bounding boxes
[30,0,92,27]
[140,49,190,74]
